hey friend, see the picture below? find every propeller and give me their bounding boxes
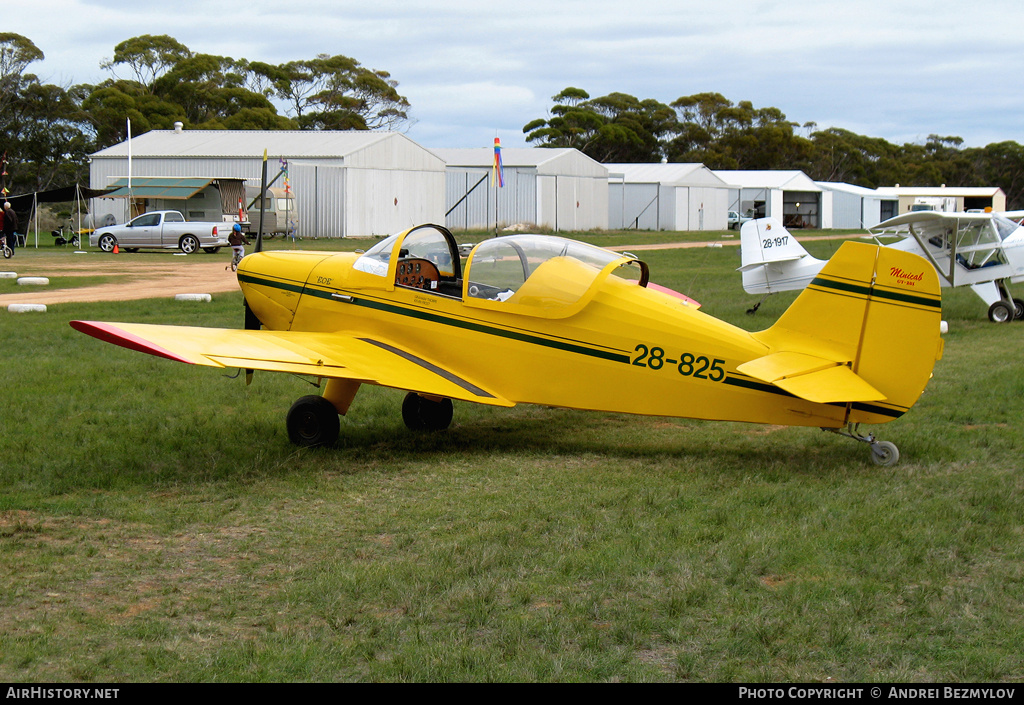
[240,150,270,384]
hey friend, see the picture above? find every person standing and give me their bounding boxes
[2,202,17,254]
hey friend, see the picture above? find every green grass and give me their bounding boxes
[1,234,1022,682]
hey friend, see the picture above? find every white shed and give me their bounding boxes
[606,163,731,231]
[433,148,608,232]
[873,186,1007,215]
[816,182,890,229]
[89,129,446,237]
[713,170,826,229]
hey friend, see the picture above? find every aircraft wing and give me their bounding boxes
[736,351,885,404]
[70,321,513,407]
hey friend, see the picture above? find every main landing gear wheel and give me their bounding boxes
[402,392,453,431]
[287,395,340,447]
[1013,298,1024,321]
[988,300,1014,323]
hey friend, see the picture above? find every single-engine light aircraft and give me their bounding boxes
[739,213,1024,322]
[72,223,945,465]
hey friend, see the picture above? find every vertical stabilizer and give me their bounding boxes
[752,241,943,424]
[738,218,826,294]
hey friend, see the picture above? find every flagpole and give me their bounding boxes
[126,118,133,221]
[491,136,503,238]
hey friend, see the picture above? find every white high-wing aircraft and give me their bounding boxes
[738,213,1024,322]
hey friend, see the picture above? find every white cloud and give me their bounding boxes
[6,0,1024,149]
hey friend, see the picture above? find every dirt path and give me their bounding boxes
[0,256,242,306]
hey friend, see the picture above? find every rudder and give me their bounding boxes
[738,218,826,295]
[751,240,943,424]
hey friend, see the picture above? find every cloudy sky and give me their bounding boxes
[9,0,1024,151]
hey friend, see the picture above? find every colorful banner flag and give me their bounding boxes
[491,137,504,188]
[280,157,291,195]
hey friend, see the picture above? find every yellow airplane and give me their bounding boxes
[71,223,944,465]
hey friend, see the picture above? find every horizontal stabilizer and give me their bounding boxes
[737,351,885,404]
[737,254,806,272]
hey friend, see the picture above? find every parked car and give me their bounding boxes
[728,210,753,230]
[89,210,230,254]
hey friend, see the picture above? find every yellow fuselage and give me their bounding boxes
[238,249,910,429]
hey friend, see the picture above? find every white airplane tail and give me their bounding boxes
[738,218,826,295]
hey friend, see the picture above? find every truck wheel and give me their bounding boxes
[179,235,199,254]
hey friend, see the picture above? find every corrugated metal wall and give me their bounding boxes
[289,163,445,238]
[829,190,864,229]
[538,175,608,231]
[609,182,661,230]
[90,156,307,227]
[92,154,445,238]
[683,187,729,230]
[609,183,729,231]
[290,162,346,238]
[444,168,537,231]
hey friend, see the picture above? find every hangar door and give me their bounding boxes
[677,186,729,231]
[783,191,820,229]
[610,182,660,230]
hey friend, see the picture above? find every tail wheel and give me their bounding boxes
[870,441,900,467]
[286,395,340,447]
[402,392,453,431]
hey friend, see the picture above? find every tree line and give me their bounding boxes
[525,88,1024,209]
[0,33,410,194]
[3,33,1023,210]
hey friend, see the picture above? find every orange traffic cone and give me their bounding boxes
[112,244,119,254]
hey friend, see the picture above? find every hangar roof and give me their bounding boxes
[606,163,730,187]
[874,186,1005,197]
[92,129,406,159]
[431,147,607,177]
[713,170,822,192]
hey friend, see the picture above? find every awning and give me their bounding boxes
[103,177,217,199]
[6,184,116,209]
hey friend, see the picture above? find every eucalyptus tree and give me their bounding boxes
[524,87,674,162]
[257,53,411,130]
[666,93,814,170]
[0,33,93,191]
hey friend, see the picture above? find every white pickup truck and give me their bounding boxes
[89,210,231,254]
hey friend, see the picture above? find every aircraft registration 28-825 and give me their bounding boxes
[72,223,945,466]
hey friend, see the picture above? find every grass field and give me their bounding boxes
[1,233,1022,682]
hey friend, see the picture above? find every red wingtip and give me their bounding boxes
[70,321,195,364]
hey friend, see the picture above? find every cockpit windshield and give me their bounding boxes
[353,225,461,281]
[353,233,400,277]
[993,214,1021,241]
[464,235,647,316]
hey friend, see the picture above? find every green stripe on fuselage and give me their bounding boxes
[241,273,631,364]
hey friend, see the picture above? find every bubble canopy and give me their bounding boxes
[354,225,649,318]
